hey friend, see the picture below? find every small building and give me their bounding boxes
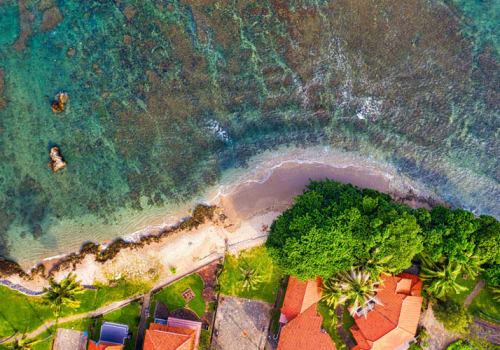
[143,318,202,350]
[277,276,336,350]
[52,328,88,350]
[350,273,423,350]
[88,322,130,350]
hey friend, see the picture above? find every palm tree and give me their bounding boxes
[322,268,380,316]
[458,252,484,279]
[420,256,467,298]
[490,285,500,302]
[239,266,262,291]
[43,273,84,322]
[358,253,397,282]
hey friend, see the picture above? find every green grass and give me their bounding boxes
[152,273,206,317]
[443,275,478,305]
[3,302,142,350]
[316,302,348,350]
[218,246,282,303]
[91,302,141,350]
[469,286,500,323]
[0,286,53,338]
[199,329,211,350]
[341,307,355,343]
[0,279,152,338]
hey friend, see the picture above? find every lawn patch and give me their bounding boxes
[469,286,500,322]
[0,278,150,340]
[444,275,478,305]
[219,246,281,303]
[152,274,206,317]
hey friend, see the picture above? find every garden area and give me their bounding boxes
[218,245,282,303]
[0,277,153,340]
[151,273,206,318]
[1,301,141,350]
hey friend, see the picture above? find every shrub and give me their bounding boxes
[433,300,472,334]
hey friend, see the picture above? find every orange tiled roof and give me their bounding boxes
[281,276,322,322]
[143,323,196,350]
[350,273,423,350]
[277,304,336,350]
[88,340,124,350]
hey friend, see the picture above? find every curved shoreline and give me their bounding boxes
[0,148,448,291]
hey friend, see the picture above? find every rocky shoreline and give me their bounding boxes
[0,204,217,281]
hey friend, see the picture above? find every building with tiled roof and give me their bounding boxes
[143,318,202,350]
[350,273,423,350]
[277,276,336,350]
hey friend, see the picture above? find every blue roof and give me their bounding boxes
[99,322,129,345]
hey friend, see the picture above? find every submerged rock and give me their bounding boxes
[40,7,63,32]
[50,91,68,113]
[49,146,67,172]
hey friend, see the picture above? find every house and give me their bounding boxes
[277,276,336,350]
[350,273,423,350]
[143,318,202,350]
[52,328,88,350]
[88,322,130,350]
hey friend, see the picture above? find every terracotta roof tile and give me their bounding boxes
[143,323,196,350]
[351,273,423,350]
[281,277,322,322]
[396,279,412,295]
[277,304,336,350]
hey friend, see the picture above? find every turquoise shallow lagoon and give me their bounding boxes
[0,0,498,265]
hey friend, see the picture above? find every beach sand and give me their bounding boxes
[1,147,440,291]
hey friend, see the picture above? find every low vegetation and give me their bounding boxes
[151,273,205,317]
[0,278,152,338]
[218,246,281,303]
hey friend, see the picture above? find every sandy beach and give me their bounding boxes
[0,147,441,291]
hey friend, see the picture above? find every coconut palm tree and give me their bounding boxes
[490,285,500,302]
[420,256,467,298]
[322,268,380,316]
[458,252,484,279]
[43,273,84,322]
[357,252,397,282]
[239,266,262,291]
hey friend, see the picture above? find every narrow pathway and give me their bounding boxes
[4,297,140,344]
[473,317,500,345]
[135,292,151,350]
[464,279,484,308]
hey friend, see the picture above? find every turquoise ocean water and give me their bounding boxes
[0,0,498,265]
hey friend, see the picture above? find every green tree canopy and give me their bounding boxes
[266,180,424,280]
[433,300,472,334]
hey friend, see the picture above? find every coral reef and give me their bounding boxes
[48,146,67,172]
[39,6,62,32]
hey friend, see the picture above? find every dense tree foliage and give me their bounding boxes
[266,180,500,283]
[433,300,472,334]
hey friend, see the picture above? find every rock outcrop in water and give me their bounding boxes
[50,91,68,113]
[49,146,67,172]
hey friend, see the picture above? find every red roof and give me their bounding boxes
[350,274,423,350]
[143,323,196,350]
[277,304,336,350]
[280,276,322,322]
[88,341,123,350]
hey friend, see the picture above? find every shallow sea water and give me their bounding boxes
[0,0,498,265]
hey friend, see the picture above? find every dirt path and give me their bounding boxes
[135,292,151,350]
[5,297,140,344]
[464,280,485,308]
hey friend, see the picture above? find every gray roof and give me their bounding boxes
[99,322,129,345]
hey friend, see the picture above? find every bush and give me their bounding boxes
[433,300,472,334]
[447,340,474,350]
